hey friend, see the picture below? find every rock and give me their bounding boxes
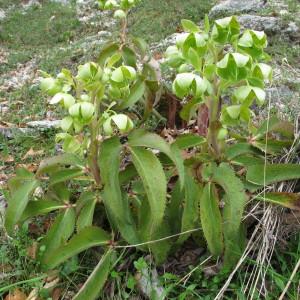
[136,267,165,299]
[283,22,300,40]
[0,104,9,114]
[0,59,37,92]
[0,127,35,139]
[266,85,293,102]
[26,120,60,129]
[238,15,281,34]
[0,9,6,20]
[209,0,266,19]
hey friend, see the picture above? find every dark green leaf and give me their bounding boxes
[49,168,85,185]
[128,129,185,188]
[173,134,206,150]
[39,208,76,264]
[5,170,39,235]
[77,197,97,232]
[118,79,146,109]
[200,183,223,256]
[74,249,115,300]
[255,192,300,211]
[247,164,300,186]
[211,163,247,269]
[99,137,139,244]
[177,169,202,245]
[37,154,85,175]
[44,226,110,269]
[21,200,65,222]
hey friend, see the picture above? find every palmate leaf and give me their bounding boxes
[128,129,185,189]
[43,226,110,269]
[39,208,76,265]
[210,163,248,269]
[129,146,167,260]
[200,183,223,256]
[74,249,115,300]
[247,164,300,186]
[255,192,300,211]
[99,137,139,244]
[5,169,39,235]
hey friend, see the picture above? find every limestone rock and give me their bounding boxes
[0,9,6,20]
[209,0,266,19]
[26,120,60,129]
[238,15,281,34]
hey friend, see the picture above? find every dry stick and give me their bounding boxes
[114,228,202,249]
[279,257,300,300]
[214,225,262,300]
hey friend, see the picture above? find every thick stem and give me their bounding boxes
[120,15,128,49]
[207,79,221,158]
[88,93,102,187]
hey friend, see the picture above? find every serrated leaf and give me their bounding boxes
[210,163,247,269]
[255,192,300,211]
[177,169,202,245]
[39,208,76,264]
[128,129,185,189]
[99,137,138,244]
[173,134,206,149]
[165,180,184,235]
[129,146,167,242]
[247,164,300,186]
[20,200,65,222]
[77,197,97,232]
[225,143,262,160]
[37,154,85,175]
[44,226,110,269]
[255,116,294,139]
[5,171,39,235]
[74,249,114,300]
[200,183,223,256]
[49,168,85,186]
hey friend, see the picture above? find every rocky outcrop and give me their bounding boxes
[209,0,266,19]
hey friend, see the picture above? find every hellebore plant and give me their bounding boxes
[4,3,300,298]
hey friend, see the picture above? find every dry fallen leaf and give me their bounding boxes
[2,155,14,163]
[16,163,38,172]
[4,289,27,300]
[27,242,38,260]
[22,148,44,160]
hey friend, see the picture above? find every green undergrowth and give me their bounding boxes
[129,0,214,43]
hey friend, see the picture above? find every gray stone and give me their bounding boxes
[26,120,60,129]
[266,85,293,102]
[238,15,281,34]
[0,9,6,20]
[0,127,35,139]
[209,0,266,19]
[283,22,300,40]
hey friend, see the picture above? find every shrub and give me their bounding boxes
[4,2,300,299]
